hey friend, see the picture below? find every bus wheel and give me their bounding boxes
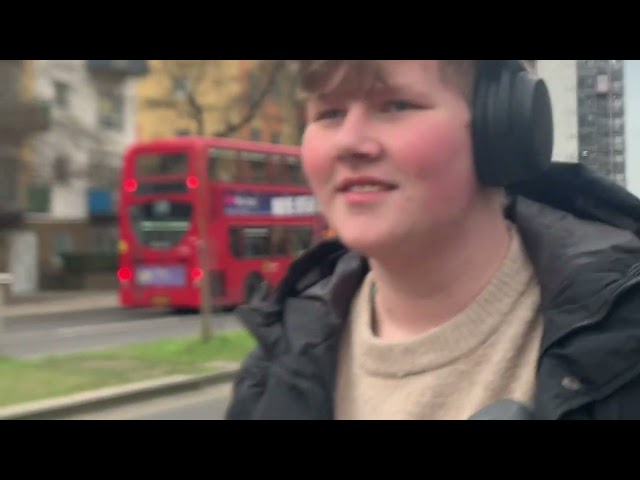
[245,273,266,303]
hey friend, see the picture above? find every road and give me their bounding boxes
[59,382,233,420]
[1,307,242,359]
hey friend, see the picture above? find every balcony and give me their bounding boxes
[0,101,50,138]
[87,60,149,77]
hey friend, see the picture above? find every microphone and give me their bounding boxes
[468,400,535,420]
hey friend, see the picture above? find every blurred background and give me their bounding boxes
[0,59,638,420]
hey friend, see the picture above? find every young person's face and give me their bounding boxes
[301,60,482,257]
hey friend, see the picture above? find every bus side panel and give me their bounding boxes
[211,217,264,306]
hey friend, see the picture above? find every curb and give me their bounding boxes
[5,306,123,323]
[4,299,122,320]
[0,367,239,420]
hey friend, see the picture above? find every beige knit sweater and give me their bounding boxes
[334,229,544,420]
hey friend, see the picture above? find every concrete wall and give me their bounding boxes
[536,60,579,164]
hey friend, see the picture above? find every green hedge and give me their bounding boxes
[60,252,118,273]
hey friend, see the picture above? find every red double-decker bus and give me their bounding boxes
[117,136,323,310]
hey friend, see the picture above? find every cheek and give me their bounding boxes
[300,126,333,194]
[396,116,477,204]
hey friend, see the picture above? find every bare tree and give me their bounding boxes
[143,60,290,138]
[214,60,287,137]
[274,60,306,142]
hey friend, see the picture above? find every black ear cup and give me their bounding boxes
[472,60,554,187]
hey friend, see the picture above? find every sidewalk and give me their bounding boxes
[4,290,120,318]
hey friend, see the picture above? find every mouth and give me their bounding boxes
[336,177,399,194]
[335,177,399,206]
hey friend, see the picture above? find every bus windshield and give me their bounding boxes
[135,152,189,177]
[129,200,193,249]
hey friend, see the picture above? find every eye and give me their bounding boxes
[314,109,345,121]
[382,100,418,113]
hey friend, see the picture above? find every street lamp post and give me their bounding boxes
[175,82,213,341]
[197,156,213,342]
[0,273,13,355]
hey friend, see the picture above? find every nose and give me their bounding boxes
[334,105,382,162]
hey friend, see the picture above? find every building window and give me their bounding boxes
[27,185,50,213]
[613,162,626,175]
[54,81,69,109]
[173,77,190,99]
[52,231,74,270]
[0,156,18,204]
[53,156,71,184]
[271,133,281,144]
[97,90,124,130]
[251,128,262,141]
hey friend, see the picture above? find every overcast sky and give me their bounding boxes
[626,60,640,197]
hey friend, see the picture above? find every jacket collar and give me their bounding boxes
[508,196,640,351]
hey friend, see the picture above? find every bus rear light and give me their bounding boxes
[124,178,138,193]
[186,176,199,189]
[190,267,204,283]
[118,267,133,282]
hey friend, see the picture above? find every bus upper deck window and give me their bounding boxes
[209,148,239,182]
[285,156,305,185]
[135,152,189,177]
[242,151,269,184]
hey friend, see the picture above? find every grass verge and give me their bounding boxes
[0,330,255,408]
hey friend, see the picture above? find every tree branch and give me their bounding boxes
[214,60,285,137]
[140,60,298,140]
[185,88,204,134]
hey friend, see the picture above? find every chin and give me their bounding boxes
[335,228,398,258]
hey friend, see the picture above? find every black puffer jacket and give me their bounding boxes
[226,163,640,420]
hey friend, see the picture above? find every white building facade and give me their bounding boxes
[22,60,147,291]
[535,60,580,164]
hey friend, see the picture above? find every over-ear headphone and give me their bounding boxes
[472,60,554,187]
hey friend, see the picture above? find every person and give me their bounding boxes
[225,60,640,420]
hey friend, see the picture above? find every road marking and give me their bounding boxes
[55,316,190,338]
[0,312,240,360]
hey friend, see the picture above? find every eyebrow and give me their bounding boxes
[313,83,429,103]
[379,83,430,99]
